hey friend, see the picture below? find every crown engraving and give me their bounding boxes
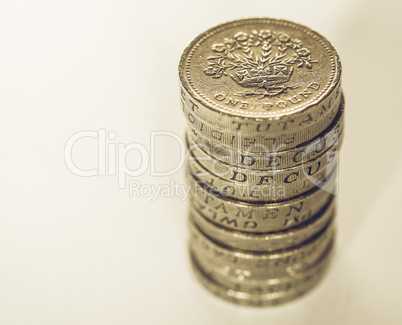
[204,30,317,98]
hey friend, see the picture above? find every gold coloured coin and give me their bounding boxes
[185,96,344,169]
[181,17,344,307]
[186,133,339,187]
[187,171,337,233]
[182,92,341,152]
[186,155,337,202]
[190,198,335,252]
[179,18,342,137]
[189,238,333,306]
[189,217,334,279]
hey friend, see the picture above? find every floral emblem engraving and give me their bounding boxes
[204,30,317,98]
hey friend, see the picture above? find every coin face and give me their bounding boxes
[179,18,341,121]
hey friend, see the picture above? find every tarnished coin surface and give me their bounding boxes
[186,155,337,202]
[190,238,333,306]
[185,96,344,169]
[180,17,344,307]
[189,217,334,279]
[186,134,339,187]
[188,171,337,233]
[179,17,342,138]
[190,198,335,252]
[182,92,342,152]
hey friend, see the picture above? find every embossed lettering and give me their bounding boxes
[220,217,238,227]
[256,123,271,132]
[284,172,299,183]
[226,97,239,106]
[244,221,257,229]
[306,162,321,175]
[299,113,313,126]
[188,113,195,123]
[307,82,320,91]
[211,130,223,140]
[235,208,254,219]
[285,202,304,216]
[288,95,302,104]
[230,171,247,182]
[239,154,256,166]
[232,121,248,131]
[257,175,273,185]
[215,93,226,101]
[264,156,281,167]
[214,203,227,213]
[188,99,198,111]
[298,89,312,98]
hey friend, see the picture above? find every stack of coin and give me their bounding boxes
[178,18,344,306]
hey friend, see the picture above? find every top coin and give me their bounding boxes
[179,18,342,133]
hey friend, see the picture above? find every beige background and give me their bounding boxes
[1,0,402,324]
